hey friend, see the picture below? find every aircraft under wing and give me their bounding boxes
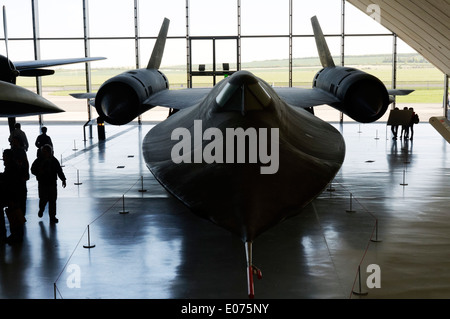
[0,81,63,117]
[143,86,339,111]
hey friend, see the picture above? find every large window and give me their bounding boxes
[1,0,445,124]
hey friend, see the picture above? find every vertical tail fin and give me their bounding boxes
[311,16,335,68]
[146,18,170,70]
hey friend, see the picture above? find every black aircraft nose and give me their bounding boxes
[215,71,273,114]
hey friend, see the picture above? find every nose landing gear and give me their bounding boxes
[245,241,263,299]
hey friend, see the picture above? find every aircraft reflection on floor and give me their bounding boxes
[0,122,449,299]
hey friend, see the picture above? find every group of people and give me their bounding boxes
[391,107,420,141]
[1,123,67,245]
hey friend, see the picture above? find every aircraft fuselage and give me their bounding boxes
[143,70,346,242]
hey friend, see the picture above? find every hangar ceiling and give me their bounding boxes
[347,0,450,75]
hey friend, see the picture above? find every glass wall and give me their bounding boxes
[1,0,445,124]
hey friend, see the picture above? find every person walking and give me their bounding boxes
[35,126,53,158]
[31,144,66,223]
[400,107,410,139]
[391,107,400,140]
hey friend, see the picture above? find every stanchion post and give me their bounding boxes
[83,225,96,248]
[400,169,408,186]
[138,176,147,193]
[72,140,78,151]
[119,195,129,214]
[346,193,356,213]
[352,265,368,296]
[371,219,382,243]
[74,169,82,185]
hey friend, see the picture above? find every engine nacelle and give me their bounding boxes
[313,67,389,123]
[95,68,169,125]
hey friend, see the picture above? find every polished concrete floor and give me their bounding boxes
[0,120,449,299]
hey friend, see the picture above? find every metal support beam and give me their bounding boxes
[288,0,292,87]
[83,0,93,138]
[134,0,142,124]
[237,0,241,71]
[134,0,140,69]
[341,0,345,66]
[339,0,345,122]
[392,33,398,109]
[212,38,216,85]
[444,74,449,119]
[31,0,43,127]
[186,0,191,88]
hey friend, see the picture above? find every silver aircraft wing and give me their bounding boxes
[14,57,106,71]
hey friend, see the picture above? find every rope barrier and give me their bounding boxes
[54,174,381,299]
[327,178,381,298]
[52,127,382,298]
[52,175,144,299]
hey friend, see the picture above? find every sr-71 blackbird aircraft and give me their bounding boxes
[73,16,412,298]
[0,6,104,127]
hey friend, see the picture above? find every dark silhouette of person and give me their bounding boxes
[391,107,399,139]
[35,126,53,158]
[409,107,419,141]
[31,144,66,224]
[400,107,410,139]
[10,137,30,216]
[8,122,29,152]
[0,149,26,245]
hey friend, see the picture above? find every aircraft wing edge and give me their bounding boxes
[70,92,97,99]
[274,87,340,109]
[14,57,106,71]
[387,89,414,96]
[143,88,212,110]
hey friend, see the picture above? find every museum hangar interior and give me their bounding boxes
[0,0,449,300]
